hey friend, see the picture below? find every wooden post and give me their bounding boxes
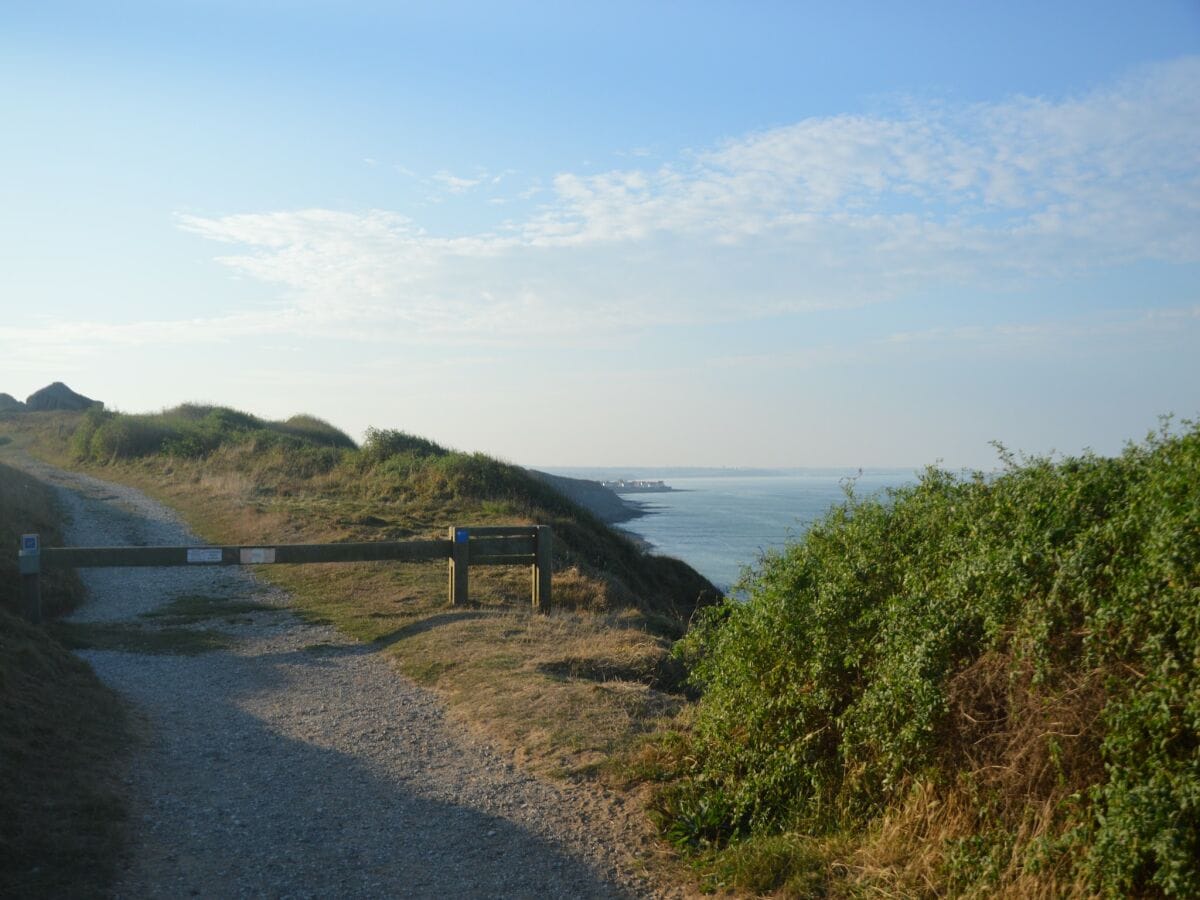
[448,526,469,605]
[532,525,552,612]
[18,534,42,624]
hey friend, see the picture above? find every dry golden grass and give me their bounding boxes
[823,649,1107,899]
[4,417,693,786]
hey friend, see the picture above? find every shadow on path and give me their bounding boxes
[92,647,630,898]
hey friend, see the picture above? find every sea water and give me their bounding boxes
[544,469,918,591]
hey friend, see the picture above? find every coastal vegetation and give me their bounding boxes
[4,402,1196,896]
[0,462,131,898]
[653,419,1200,896]
[57,404,714,628]
[1,406,715,793]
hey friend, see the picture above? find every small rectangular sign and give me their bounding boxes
[20,534,39,553]
[186,548,223,564]
[455,527,470,544]
[240,548,276,564]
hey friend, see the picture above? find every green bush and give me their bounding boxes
[669,420,1200,895]
[87,415,173,461]
[275,414,357,450]
[359,427,448,464]
[70,406,355,462]
[69,406,110,459]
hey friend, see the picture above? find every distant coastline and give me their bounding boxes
[600,478,677,494]
[526,469,649,526]
[576,469,921,589]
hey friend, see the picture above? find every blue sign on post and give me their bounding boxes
[18,534,40,577]
[455,527,469,544]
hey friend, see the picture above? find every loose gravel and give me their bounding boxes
[16,458,677,899]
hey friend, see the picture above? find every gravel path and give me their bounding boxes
[15,457,673,899]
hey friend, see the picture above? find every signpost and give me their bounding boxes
[18,534,41,623]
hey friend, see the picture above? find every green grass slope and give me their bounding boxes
[656,420,1200,897]
[0,462,130,898]
[56,406,718,628]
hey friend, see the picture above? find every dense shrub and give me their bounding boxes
[275,414,357,450]
[358,427,448,464]
[70,406,355,462]
[669,421,1200,895]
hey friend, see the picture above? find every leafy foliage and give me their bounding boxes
[70,404,356,462]
[359,426,449,463]
[667,420,1200,896]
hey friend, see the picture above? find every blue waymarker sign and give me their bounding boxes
[455,528,469,544]
[20,534,38,553]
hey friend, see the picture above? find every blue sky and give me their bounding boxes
[2,1,1198,468]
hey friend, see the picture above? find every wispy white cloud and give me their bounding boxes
[518,57,1199,268]
[431,170,484,194]
[190,59,1196,340]
[49,57,1200,353]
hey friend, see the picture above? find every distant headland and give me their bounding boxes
[599,478,675,494]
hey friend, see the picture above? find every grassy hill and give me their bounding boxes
[55,404,717,625]
[1,406,717,788]
[652,419,1200,896]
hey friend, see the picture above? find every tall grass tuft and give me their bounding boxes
[70,404,357,463]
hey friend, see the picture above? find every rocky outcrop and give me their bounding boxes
[0,393,25,412]
[24,382,102,412]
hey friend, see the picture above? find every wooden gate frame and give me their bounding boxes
[16,525,552,624]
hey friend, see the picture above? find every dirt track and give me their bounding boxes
[17,456,673,899]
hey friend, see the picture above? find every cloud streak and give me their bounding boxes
[144,58,1200,345]
[185,59,1196,341]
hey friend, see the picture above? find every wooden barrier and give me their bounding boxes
[16,525,552,622]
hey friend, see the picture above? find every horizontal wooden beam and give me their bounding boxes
[41,540,453,569]
[25,523,553,611]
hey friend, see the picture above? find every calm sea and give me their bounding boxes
[543,468,917,591]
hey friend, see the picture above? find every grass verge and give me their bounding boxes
[50,621,234,655]
[0,460,132,898]
[140,592,276,624]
